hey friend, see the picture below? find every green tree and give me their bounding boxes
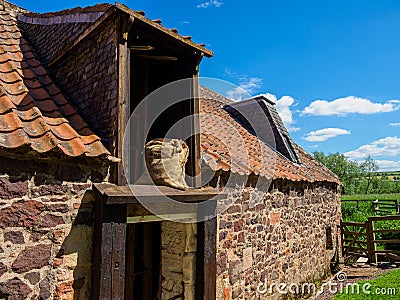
[359,156,379,194]
[313,151,361,194]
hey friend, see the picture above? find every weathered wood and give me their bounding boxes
[125,224,136,300]
[372,239,400,244]
[111,224,127,300]
[127,213,197,223]
[99,223,113,299]
[93,183,224,204]
[368,215,400,221]
[115,3,213,57]
[117,13,134,185]
[366,219,377,264]
[372,229,400,233]
[342,221,368,227]
[196,217,217,300]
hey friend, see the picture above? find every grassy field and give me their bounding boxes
[333,268,400,299]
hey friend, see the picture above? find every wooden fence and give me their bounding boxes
[341,199,400,214]
[371,199,400,214]
[341,215,400,263]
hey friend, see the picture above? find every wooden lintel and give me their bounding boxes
[127,213,197,223]
[93,183,224,205]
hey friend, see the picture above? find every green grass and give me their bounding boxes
[333,268,400,299]
[341,194,399,201]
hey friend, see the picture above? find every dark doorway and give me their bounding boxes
[126,222,161,300]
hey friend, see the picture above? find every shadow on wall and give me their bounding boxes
[54,189,97,300]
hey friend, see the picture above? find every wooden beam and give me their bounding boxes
[117,13,134,185]
[196,217,217,300]
[93,183,224,204]
[115,2,213,57]
[127,213,197,223]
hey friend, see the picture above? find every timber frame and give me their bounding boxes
[92,8,218,299]
[92,184,222,299]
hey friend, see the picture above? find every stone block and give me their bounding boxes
[0,277,32,299]
[4,231,24,244]
[12,244,52,273]
[0,200,46,228]
[242,248,253,271]
[0,178,28,199]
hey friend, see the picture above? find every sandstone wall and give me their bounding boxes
[0,158,108,299]
[161,222,196,300]
[216,181,341,299]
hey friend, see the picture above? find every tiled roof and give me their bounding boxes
[199,87,340,184]
[0,2,112,160]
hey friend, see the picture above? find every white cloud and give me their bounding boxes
[375,160,400,172]
[303,128,350,142]
[345,136,400,159]
[389,122,400,127]
[181,21,190,24]
[302,96,400,116]
[197,0,224,8]
[308,144,319,149]
[227,77,263,101]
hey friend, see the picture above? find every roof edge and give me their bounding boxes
[115,2,213,57]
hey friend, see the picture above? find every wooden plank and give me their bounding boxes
[125,224,136,300]
[372,250,400,254]
[99,223,113,299]
[372,239,400,244]
[127,213,197,223]
[203,217,217,299]
[111,224,127,300]
[117,13,134,185]
[342,222,367,227]
[373,229,400,233]
[367,219,377,264]
[93,183,224,204]
[369,215,400,221]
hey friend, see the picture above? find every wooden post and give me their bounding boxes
[366,218,377,264]
[196,216,217,300]
[117,13,134,185]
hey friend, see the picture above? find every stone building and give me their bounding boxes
[0,1,341,299]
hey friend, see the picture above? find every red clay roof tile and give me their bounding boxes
[200,86,340,184]
[0,4,111,160]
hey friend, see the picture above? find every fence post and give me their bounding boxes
[366,218,377,264]
[396,200,399,214]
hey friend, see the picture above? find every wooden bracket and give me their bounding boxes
[121,14,135,44]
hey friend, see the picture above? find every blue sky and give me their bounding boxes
[13,0,400,171]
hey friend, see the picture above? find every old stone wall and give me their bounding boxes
[216,181,341,299]
[49,17,119,153]
[0,158,108,299]
[161,222,196,300]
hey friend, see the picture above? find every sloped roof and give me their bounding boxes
[199,86,340,184]
[16,2,212,66]
[0,2,112,160]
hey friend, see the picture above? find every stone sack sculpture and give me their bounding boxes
[145,138,189,190]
